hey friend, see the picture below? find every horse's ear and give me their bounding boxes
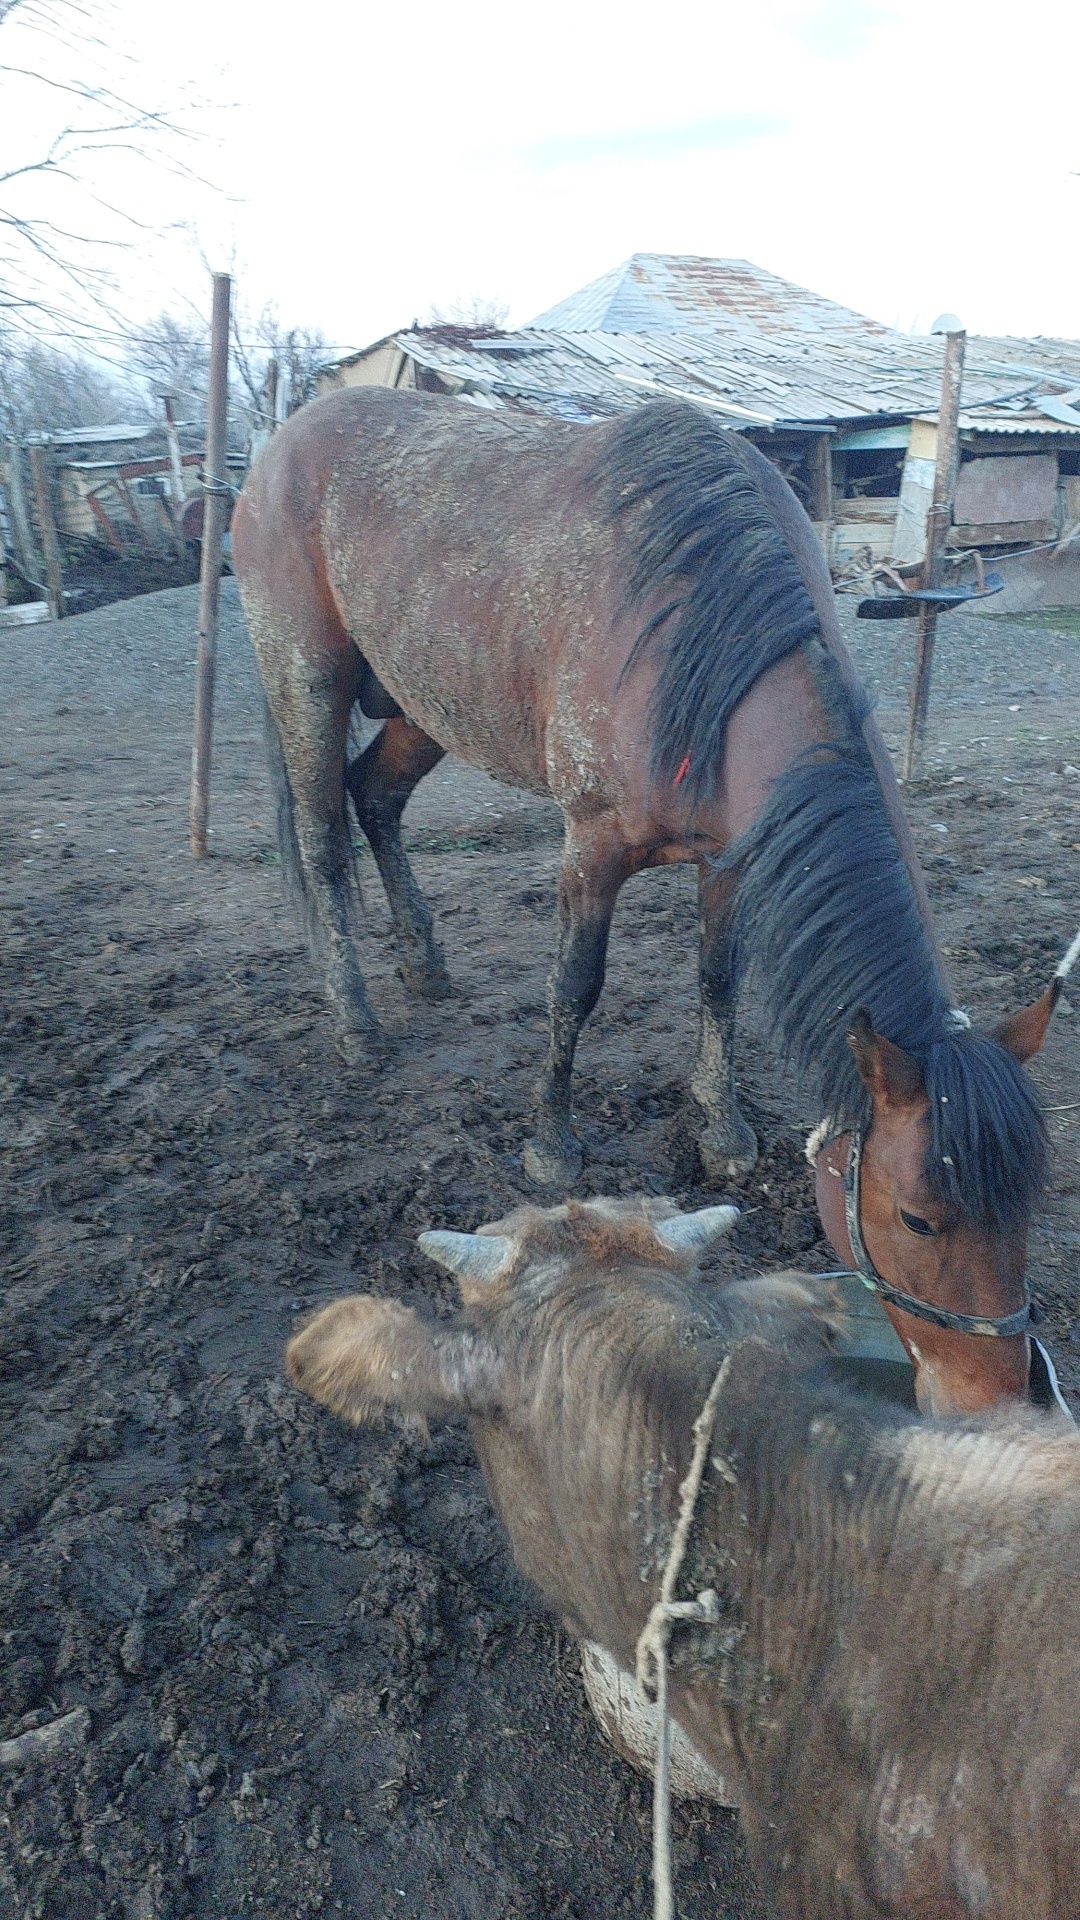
[995,981,1058,1064]
[848,1008,925,1111]
[997,929,1079,1061]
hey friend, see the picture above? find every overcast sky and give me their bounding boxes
[4,0,1079,357]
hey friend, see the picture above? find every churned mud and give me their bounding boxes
[1,583,1076,1918]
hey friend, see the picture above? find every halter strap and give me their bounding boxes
[825,1127,1033,1340]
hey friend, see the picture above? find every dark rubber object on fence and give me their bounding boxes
[856,572,1004,619]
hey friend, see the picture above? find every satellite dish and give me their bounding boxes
[930,312,964,335]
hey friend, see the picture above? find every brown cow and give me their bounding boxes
[287,1197,1080,1920]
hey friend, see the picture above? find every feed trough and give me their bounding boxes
[580,1281,1072,1803]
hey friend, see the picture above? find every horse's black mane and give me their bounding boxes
[606,399,820,798]
[723,745,1047,1230]
[606,399,1046,1233]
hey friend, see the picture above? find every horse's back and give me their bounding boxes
[238,387,629,793]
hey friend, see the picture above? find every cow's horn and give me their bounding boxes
[654,1205,740,1255]
[417,1230,512,1283]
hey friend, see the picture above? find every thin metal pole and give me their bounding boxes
[28,442,63,619]
[903,329,966,780]
[190,272,231,858]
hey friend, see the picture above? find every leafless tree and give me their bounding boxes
[424,294,510,329]
[126,310,211,421]
[0,332,130,434]
[0,0,208,342]
[122,300,328,452]
[229,301,329,437]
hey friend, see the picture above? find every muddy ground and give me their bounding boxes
[1,583,1077,1920]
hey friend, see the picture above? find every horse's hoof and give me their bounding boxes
[334,1020,388,1067]
[399,961,452,1003]
[523,1132,583,1190]
[696,1116,759,1183]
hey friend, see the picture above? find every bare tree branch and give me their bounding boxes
[0,0,217,336]
[425,293,510,328]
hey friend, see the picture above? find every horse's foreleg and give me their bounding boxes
[690,864,758,1179]
[523,823,629,1188]
[345,717,449,1001]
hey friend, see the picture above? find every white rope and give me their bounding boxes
[805,1114,842,1166]
[635,1354,732,1920]
[1057,926,1080,984]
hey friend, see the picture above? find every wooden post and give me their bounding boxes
[161,396,189,560]
[3,437,40,584]
[190,271,231,858]
[162,396,186,508]
[806,433,833,527]
[248,356,278,464]
[903,329,966,780]
[264,355,279,431]
[275,363,292,426]
[28,442,64,619]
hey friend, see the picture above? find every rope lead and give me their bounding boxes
[635,1354,732,1920]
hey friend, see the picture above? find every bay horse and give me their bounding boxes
[233,386,1069,1415]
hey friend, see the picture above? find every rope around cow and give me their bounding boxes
[635,1353,734,1920]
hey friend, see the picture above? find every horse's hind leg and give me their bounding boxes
[345,718,449,1001]
[523,820,631,1188]
[245,589,379,1061]
[690,865,758,1179]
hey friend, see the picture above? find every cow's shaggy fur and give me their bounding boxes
[289,1196,1080,1920]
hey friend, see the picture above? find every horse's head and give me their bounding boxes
[813,986,1061,1416]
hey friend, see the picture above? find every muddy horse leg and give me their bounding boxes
[345,717,449,1000]
[523,823,629,1189]
[690,864,758,1179]
[244,580,380,1061]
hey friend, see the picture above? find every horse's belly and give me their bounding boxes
[352,613,552,796]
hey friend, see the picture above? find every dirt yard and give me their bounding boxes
[1,581,1077,1920]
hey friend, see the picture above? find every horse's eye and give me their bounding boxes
[899,1208,937,1238]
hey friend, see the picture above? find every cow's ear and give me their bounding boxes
[287,1296,500,1426]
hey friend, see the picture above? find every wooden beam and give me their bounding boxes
[806,434,833,524]
[947,519,1053,547]
[903,330,965,781]
[27,442,64,619]
[113,473,153,551]
[85,490,125,555]
[190,271,232,859]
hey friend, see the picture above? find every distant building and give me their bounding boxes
[0,421,245,606]
[318,255,1080,607]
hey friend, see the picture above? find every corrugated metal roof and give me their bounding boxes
[530,254,893,339]
[24,421,194,448]
[395,324,1080,434]
[934,411,1080,437]
[970,336,1080,385]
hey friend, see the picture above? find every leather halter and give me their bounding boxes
[822,1127,1033,1340]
